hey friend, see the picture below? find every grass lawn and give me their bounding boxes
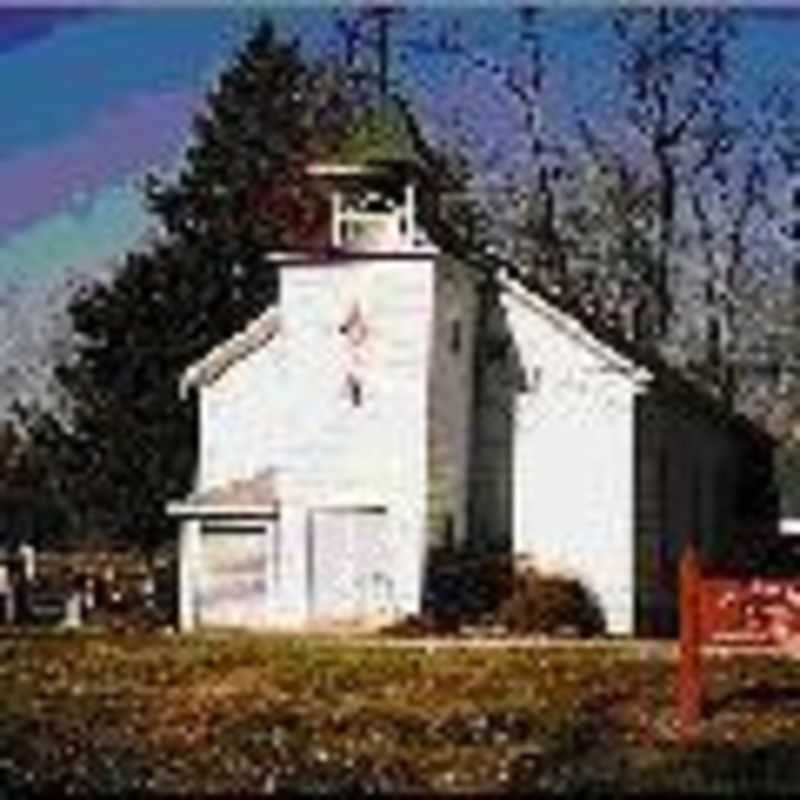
[2,632,800,794]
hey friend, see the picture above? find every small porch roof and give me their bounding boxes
[167,469,279,519]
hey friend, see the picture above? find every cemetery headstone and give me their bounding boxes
[63,591,82,630]
[0,564,13,624]
[18,543,35,583]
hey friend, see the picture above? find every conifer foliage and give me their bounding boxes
[22,21,361,551]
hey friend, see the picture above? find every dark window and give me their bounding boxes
[450,319,462,354]
[346,374,362,407]
[791,220,800,241]
[792,186,800,209]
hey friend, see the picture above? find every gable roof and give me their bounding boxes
[180,307,280,397]
[486,254,773,447]
[178,231,771,449]
[497,269,650,384]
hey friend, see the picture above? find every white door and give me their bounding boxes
[199,523,269,627]
[352,510,393,619]
[310,510,355,620]
[310,509,390,622]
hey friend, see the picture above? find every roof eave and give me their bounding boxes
[166,501,279,518]
[266,246,439,266]
[179,309,279,397]
[499,272,651,384]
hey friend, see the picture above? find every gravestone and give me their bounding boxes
[0,564,14,624]
[18,543,35,583]
[62,591,82,630]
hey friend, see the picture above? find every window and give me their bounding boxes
[346,373,363,407]
[449,318,462,354]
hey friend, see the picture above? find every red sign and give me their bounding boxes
[677,543,800,745]
[698,576,800,647]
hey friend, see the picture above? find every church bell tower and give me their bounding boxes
[306,101,427,253]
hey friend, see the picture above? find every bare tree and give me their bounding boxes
[392,8,575,289]
[609,8,738,343]
[327,8,797,417]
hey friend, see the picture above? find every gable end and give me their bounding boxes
[180,308,280,398]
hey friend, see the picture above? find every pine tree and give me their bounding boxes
[21,20,364,553]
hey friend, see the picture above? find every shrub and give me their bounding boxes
[394,552,606,637]
[498,565,606,637]
[422,549,514,628]
[379,612,459,637]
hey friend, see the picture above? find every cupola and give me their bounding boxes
[307,101,426,253]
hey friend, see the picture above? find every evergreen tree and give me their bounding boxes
[0,418,66,549]
[21,20,365,553]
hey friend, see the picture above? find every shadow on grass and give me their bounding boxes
[706,682,800,715]
[508,739,800,794]
[630,742,800,794]
[503,687,800,794]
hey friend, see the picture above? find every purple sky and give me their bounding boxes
[1,7,800,414]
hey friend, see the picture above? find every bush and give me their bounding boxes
[498,565,606,637]
[379,612,459,637]
[422,549,514,629]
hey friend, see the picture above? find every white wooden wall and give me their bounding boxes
[196,254,437,623]
[199,336,286,491]
[498,286,642,634]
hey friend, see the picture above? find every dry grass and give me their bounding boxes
[1,631,800,793]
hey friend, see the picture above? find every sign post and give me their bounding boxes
[676,535,800,741]
[678,541,702,743]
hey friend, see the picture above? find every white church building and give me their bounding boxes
[168,111,777,636]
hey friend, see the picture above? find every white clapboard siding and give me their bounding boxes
[309,508,392,622]
[278,259,431,509]
[199,333,285,492]
[496,284,642,634]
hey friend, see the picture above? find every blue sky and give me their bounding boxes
[1,6,800,410]
[1,7,799,290]
[0,9,248,288]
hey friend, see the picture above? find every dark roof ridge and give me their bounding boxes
[459,247,774,447]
